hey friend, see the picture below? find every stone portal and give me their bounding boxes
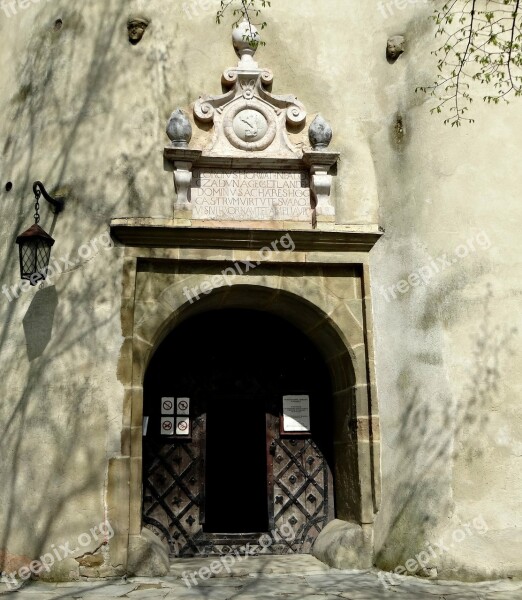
[109,20,382,575]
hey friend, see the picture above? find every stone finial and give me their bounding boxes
[232,19,260,63]
[166,109,192,148]
[309,115,333,150]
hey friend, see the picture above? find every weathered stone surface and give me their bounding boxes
[312,519,372,570]
[4,565,522,598]
[38,557,80,582]
[170,555,328,579]
[76,552,104,568]
[437,529,522,582]
[127,529,170,577]
[0,550,34,573]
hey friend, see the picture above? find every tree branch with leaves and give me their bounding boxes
[215,0,522,126]
[418,0,522,126]
[216,0,271,48]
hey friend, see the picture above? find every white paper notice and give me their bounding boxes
[283,395,311,432]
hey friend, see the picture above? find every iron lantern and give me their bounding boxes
[15,182,64,286]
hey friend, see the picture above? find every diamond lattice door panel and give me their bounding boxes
[272,438,334,553]
[142,416,205,557]
[143,410,335,556]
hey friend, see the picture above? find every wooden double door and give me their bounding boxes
[142,309,335,556]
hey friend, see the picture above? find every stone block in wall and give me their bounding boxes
[312,519,372,570]
[127,528,169,577]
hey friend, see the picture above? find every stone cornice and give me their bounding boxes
[110,218,383,253]
[163,149,341,172]
[164,148,307,171]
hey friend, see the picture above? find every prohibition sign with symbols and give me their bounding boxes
[161,397,175,415]
[177,398,190,415]
[161,418,174,435]
[176,417,190,436]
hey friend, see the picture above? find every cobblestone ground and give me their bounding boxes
[1,556,521,599]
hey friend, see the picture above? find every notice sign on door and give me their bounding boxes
[161,417,174,435]
[282,395,311,432]
[176,398,190,415]
[176,417,190,436]
[161,397,175,415]
[161,397,191,436]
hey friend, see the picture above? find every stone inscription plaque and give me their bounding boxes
[190,169,311,221]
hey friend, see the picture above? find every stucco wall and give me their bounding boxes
[0,0,520,582]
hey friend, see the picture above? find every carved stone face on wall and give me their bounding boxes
[386,35,405,62]
[127,18,149,45]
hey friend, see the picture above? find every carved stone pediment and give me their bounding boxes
[163,20,339,228]
[193,58,305,158]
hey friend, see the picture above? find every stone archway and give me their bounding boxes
[141,306,339,556]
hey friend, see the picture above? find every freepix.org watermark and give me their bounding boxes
[182,0,214,20]
[2,230,113,303]
[0,520,114,590]
[379,230,492,303]
[378,0,429,19]
[182,523,296,588]
[0,0,55,19]
[182,232,295,304]
[379,516,489,585]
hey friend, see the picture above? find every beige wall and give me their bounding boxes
[0,0,520,581]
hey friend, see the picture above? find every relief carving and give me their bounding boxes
[193,19,306,157]
[127,17,149,45]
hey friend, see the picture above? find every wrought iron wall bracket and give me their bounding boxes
[33,181,65,214]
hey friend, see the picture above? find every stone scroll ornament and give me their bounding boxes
[164,19,339,224]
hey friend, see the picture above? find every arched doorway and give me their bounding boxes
[142,308,336,556]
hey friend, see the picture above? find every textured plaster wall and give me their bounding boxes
[0,0,520,581]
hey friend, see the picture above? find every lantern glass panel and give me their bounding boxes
[36,240,52,274]
[18,238,53,284]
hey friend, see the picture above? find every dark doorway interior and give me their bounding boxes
[204,395,268,533]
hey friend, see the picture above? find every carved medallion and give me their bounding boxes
[223,101,277,151]
[233,109,268,143]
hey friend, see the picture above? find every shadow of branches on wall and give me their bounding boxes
[376,285,517,572]
[0,0,172,582]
